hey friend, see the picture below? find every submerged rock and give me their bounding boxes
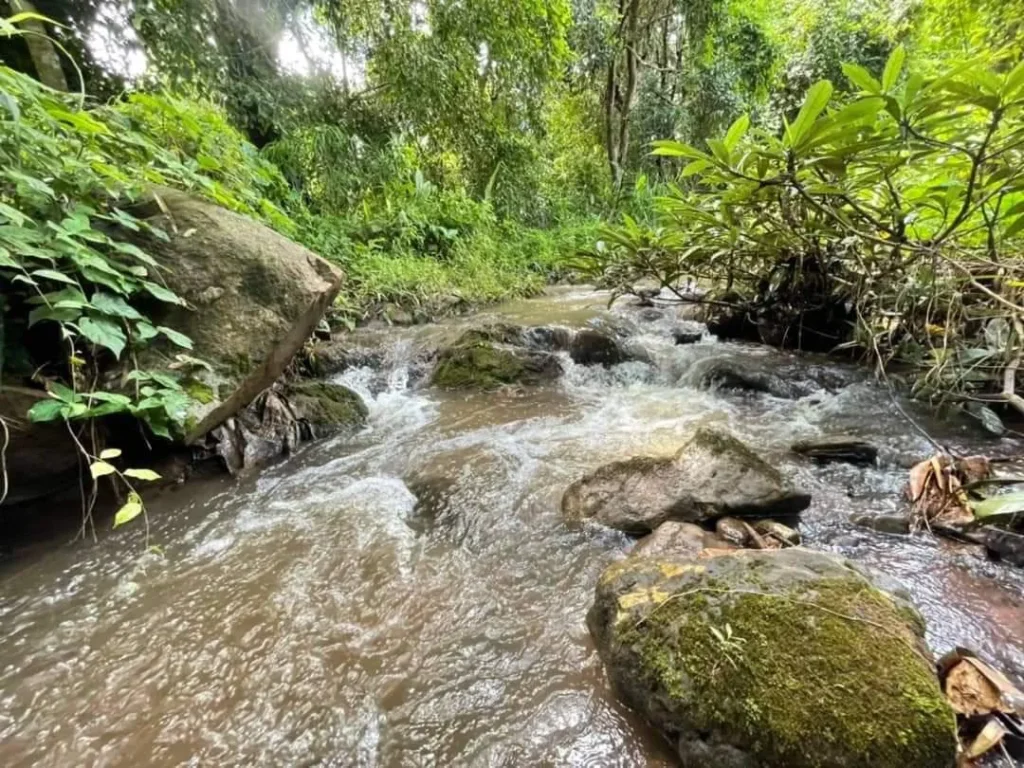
[569,329,630,367]
[561,427,810,533]
[672,325,704,345]
[851,510,912,535]
[686,356,810,399]
[432,339,561,391]
[793,436,879,466]
[588,548,958,768]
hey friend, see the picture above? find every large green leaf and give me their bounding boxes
[881,45,906,92]
[842,63,881,94]
[971,493,1024,525]
[788,81,834,149]
[78,316,127,359]
[90,292,144,320]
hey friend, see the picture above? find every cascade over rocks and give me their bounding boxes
[589,548,958,768]
[561,427,810,533]
[128,188,343,444]
[685,356,812,399]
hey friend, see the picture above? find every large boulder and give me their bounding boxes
[129,188,343,444]
[431,331,562,390]
[589,548,958,768]
[562,427,810,533]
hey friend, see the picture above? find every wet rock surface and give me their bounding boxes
[431,330,562,390]
[561,427,810,533]
[569,328,631,367]
[589,548,958,768]
[686,356,813,399]
[793,436,879,465]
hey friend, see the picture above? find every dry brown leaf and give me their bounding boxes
[908,457,934,502]
[963,657,1024,715]
[945,660,1003,716]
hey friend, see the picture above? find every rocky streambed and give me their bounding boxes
[1,286,1023,766]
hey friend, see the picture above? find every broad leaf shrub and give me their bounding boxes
[583,48,1024,427]
[0,59,294,439]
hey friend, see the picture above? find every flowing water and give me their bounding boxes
[3,287,1024,767]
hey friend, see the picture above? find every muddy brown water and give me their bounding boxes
[3,287,1024,767]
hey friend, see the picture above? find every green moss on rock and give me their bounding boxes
[431,339,560,390]
[285,381,368,431]
[590,549,957,768]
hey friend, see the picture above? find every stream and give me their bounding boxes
[2,286,1024,767]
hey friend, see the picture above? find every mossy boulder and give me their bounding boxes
[431,332,562,391]
[589,548,957,768]
[562,427,810,533]
[284,381,368,434]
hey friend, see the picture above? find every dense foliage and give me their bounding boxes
[2,0,1024,457]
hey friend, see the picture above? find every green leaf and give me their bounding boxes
[723,114,750,152]
[143,281,185,305]
[651,140,710,161]
[971,492,1024,525]
[31,269,78,286]
[788,81,834,148]
[78,317,127,359]
[135,322,159,341]
[50,381,76,403]
[90,461,117,479]
[113,495,143,528]
[124,468,161,482]
[90,292,144,320]
[881,45,906,92]
[842,63,881,94]
[99,448,122,459]
[1003,214,1024,240]
[27,398,66,423]
[1004,61,1024,99]
[157,326,193,349]
[681,159,712,177]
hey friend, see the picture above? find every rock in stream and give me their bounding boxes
[561,427,810,533]
[588,548,958,768]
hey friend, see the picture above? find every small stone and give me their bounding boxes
[715,517,750,546]
[792,436,879,465]
[850,511,911,535]
[673,327,703,345]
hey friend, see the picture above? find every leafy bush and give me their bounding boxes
[584,48,1024,424]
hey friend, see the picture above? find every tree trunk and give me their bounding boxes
[8,0,68,91]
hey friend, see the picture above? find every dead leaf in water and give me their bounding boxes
[964,718,1008,760]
